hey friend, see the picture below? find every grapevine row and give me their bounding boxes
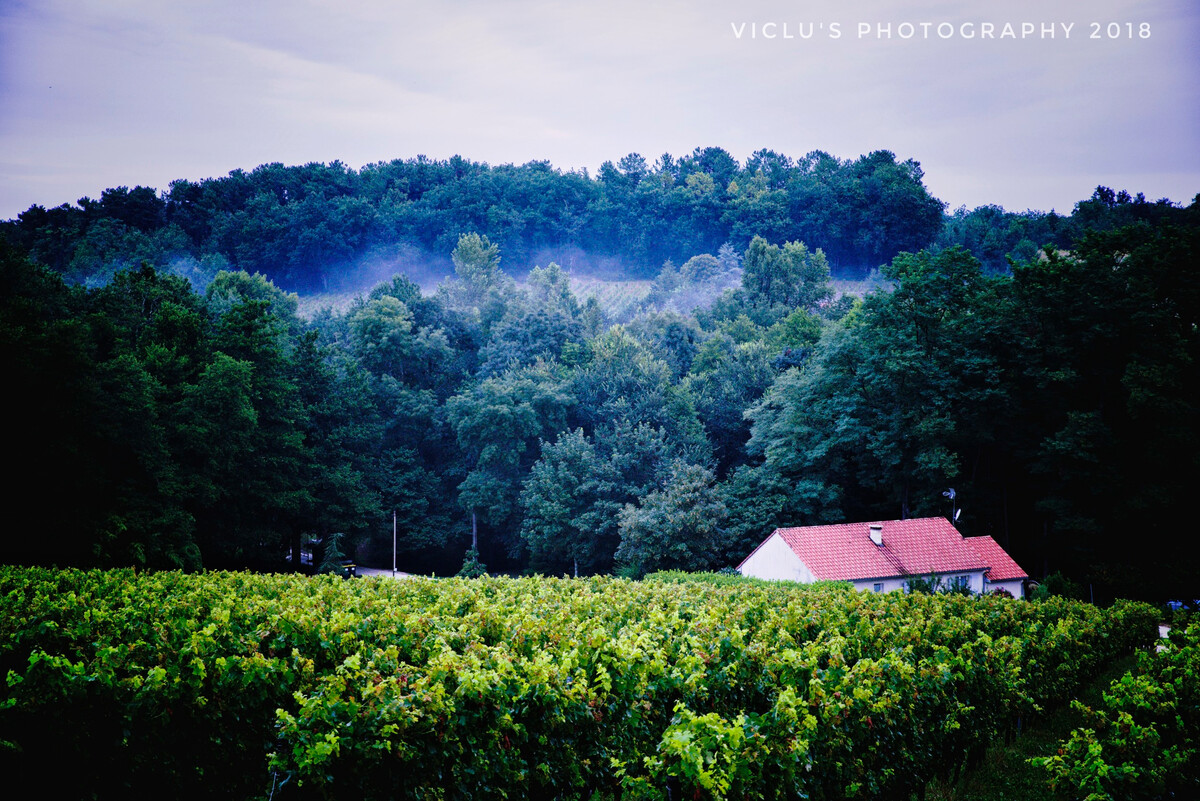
[0,567,1158,799]
[1036,621,1199,800]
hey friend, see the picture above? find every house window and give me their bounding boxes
[949,575,970,590]
[873,582,884,593]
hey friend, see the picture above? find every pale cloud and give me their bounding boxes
[1,0,1197,217]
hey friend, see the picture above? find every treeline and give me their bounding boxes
[4,148,948,289]
[3,193,1198,599]
[6,149,1182,292]
[936,185,1190,272]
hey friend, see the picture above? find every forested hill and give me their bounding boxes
[6,149,1186,292]
[9,148,946,290]
[1,148,1198,602]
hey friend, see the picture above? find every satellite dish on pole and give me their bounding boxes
[943,489,958,522]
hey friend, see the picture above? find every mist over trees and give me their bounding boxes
[2,147,949,290]
[2,147,1198,602]
[7,148,1181,294]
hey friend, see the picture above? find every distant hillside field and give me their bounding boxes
[567,275,652,318]
[292,275,873,323]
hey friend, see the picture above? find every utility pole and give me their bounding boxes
[392,510,397,578]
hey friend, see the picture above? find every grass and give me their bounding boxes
[925,653,1140,801]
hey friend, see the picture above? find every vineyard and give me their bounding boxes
[0,567,1161,800]
[1037,621,1200,800]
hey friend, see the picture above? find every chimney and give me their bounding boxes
[869,524,883,547]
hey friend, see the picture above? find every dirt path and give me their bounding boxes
[355,566,413,579]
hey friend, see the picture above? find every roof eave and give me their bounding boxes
[811,566,990,583]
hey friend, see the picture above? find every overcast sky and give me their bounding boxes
[1,0,1197,219]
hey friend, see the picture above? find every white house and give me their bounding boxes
[963,533,1029,597]
[738,517,1029,598]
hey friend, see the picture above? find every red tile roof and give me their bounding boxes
[964,535,1029,581]
[747,517,990,581]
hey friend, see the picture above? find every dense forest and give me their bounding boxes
[1,147,1197,601]
[2,147,950,288]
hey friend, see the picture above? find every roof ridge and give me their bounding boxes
[768,517,993,581]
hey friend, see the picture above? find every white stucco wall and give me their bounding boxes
[739,532,817,583]
[984,578,1025,599]
[954,571,986,594]
[850,577,908,593]
[854,571,986,594]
